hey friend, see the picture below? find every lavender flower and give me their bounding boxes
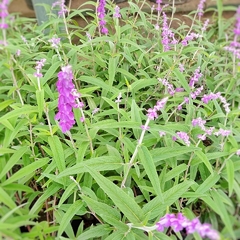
[48,36,61,48]
[233,7,240,37]
[197,0,206,17]
[113,5,121,18]
[55,65,77,133]
[189,67,202,88]
[236,149,240,156]
[191,86,203,99]
[214,128,231,137]
[156,0,162,12]
[161,12,175,51]
[179,63,185,72]
[52,0,67,17]
[201,92,230,114]
[156,213,220,240]
[182,32,201,46]
[0,0,9,29]
[34,59,46,78]
[97,0,108,35]
[158,78,175,95]
[176,131,190,146]
[146,97,168,120]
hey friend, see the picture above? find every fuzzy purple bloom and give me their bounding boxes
[97,0,108,34]
[48,37,61,48]
[52,0,67,17]
[189,67,202,88]
[55,65,77,133]
[197,0,206,17]
[182,32,201,46]
[146,97,168,120]
[113,5,121,18]
[156,213,220,240]
[176,131,190,146]
[0,0,9,30]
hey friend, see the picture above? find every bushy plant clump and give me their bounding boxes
[0,0,240,239]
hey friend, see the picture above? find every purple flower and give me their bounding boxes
[197,0,206,17]
[0,0,9,33]
[179,63,185,72]
[201,92,230,114]
[97,0,108,34]
[158,78,175,95]
[191,86,203,99]
[176,131,190,146]
[156,213,220,240]
[156,0,162,11]
[146,97,168,120]
[161,12,175,51]
[52,0,67,17]
[192,117,206,129]
[182,32,201,46]
[113,5,121,18]
[189,67,202,88]
[214,128,231,137]
[233,7,240,36]
[55,65,78,133]
[236,149,240,156]
[48,37,61,48]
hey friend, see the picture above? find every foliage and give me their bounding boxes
[0,0,240,239]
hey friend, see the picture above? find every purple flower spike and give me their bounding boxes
[97,0,108,34]
[113,5,121,18]
[156,213,220,240]
[55,65,78,133]
[0,0,9,30]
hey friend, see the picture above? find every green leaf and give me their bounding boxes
[58,156,122,177]
[57,200,84,237]
[0,146,28,180]
[80,76,118,94]
[165,164,187,181]
[138,146,163,201]
[0,186,17,210]
[81,195,127,230]
[211,190,235,238]
[86,167,145,223]
[187,172,220,204]
[226,159,234,196]
[151,146,199,163]
[131,100,142,139]
[0,105,38,122]
[36,89,44,119]
[30,183,61,215]
[48,136,65,172]
[195,150,214,175]
[173,68,190,93]
[77,224,112,240]
[0,99,15,111]
[2,158,50,186]
[131,79,157,94]
[91,120,140,129]
[108,57,118,87]
[42,61,61,85]
[143,181,194,220]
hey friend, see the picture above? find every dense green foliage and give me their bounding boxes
[0,0,240,239]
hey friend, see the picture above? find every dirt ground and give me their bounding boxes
[9,0,240,27]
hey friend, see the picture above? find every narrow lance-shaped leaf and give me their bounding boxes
[138,146,163,202]
[48,135,65,172]
[86,166,145,224]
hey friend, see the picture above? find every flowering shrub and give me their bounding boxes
[0,0,240,239]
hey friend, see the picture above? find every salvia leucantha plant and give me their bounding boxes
[0,0,240,239]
